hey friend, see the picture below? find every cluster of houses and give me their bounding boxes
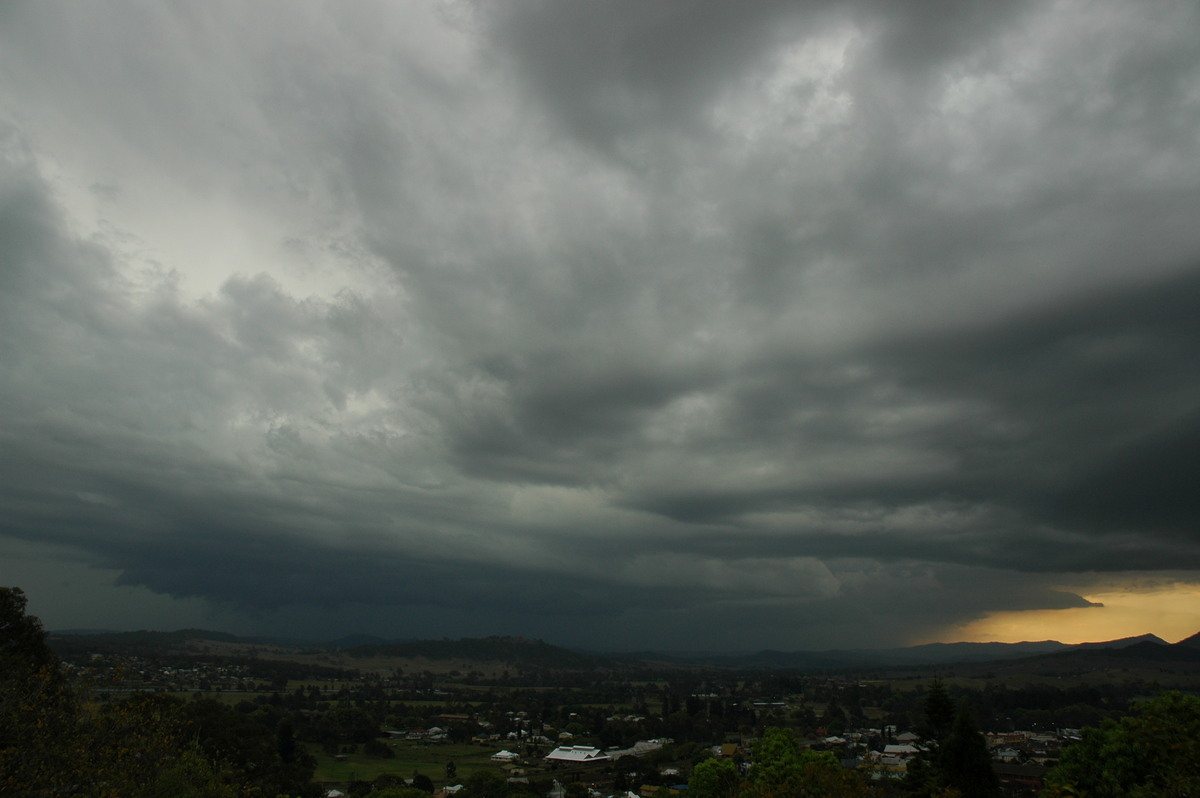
[452,722,1067,797]
[488,738,671,768]
[521,724,1064,795]
[331,725,1069,798]
[819,726,1066,794]
[369,702,1078,798]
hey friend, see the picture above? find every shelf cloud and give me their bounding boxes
[2,0,1199,649]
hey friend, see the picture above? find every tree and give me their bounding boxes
[746,728,869,797]
[921,677,955,745]
[823,702,848,736]
[689,757,740,798]
[278,716,300,763]
[321,704,381,743]
[905,679,980,798]
[0,587,55,668]
[373,773,406,791]
[180,698,315,795]
[463,768,507,798]
[744,750,868,798]
[937,700,998,798]
[2,587,308,798]
[749,727,803,788]
[1043,691,1200,798]
[365,738,396,758]
[0,587,81,794]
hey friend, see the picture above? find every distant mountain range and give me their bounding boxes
[1175,630,1200,649]
[661,633,1176,670]
[47,628,1200,673]
[348,635,618,669]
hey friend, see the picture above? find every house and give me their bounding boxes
[882,743,920,759]
[545,745,610,765]
[436,714,472,724]
[491,750,520,762]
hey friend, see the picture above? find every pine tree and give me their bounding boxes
[921,677,955,745]
[938,700,999,798]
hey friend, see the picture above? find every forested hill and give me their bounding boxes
[46,627,1200,675]
[47,628,246,656]
[347,635,619,670]
[47,630,627,672]
[655,634,1175,670]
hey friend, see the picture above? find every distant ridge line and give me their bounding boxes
[46,627,1198,671]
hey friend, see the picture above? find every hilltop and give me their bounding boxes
[47,627,1200,680]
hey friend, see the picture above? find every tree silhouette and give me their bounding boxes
[938,700,999,798]
[921,677,955,744]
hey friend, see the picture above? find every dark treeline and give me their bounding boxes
[3,587,319,797]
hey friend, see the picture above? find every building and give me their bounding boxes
[545,745,610,765]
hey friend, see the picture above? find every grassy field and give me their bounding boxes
[310,739,522,785]
[166,691,274,704]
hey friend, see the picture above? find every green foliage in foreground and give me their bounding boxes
[0,586,317,797]
[688,756,739,798]
[1042,691,1200,798]
[688,727,873,798]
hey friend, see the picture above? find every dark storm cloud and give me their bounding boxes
[3,0,1200,648]
[483,0,1038,151]
[627,264,1200,545]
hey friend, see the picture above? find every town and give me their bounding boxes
[34,626,1200,797]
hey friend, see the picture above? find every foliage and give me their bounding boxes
[749,727,804,788]
[1042,691,1200,798]
[365,738,397,758]
[0,586,84,795]
[463,767,507,797]
[0,588,56,669]
[937,700,999,798]
[921,678,955,744]
[2,689,241,798]
[744,727,869,797]
[0,586,316,797]
[905,685,997,798]
[309,704,382,743]
[689,756,740,798]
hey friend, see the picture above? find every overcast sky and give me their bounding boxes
[3,1,1200,651]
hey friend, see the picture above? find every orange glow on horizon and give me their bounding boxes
[939,581,1200,645]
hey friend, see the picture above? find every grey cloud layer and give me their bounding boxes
[2,0,1199,648]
